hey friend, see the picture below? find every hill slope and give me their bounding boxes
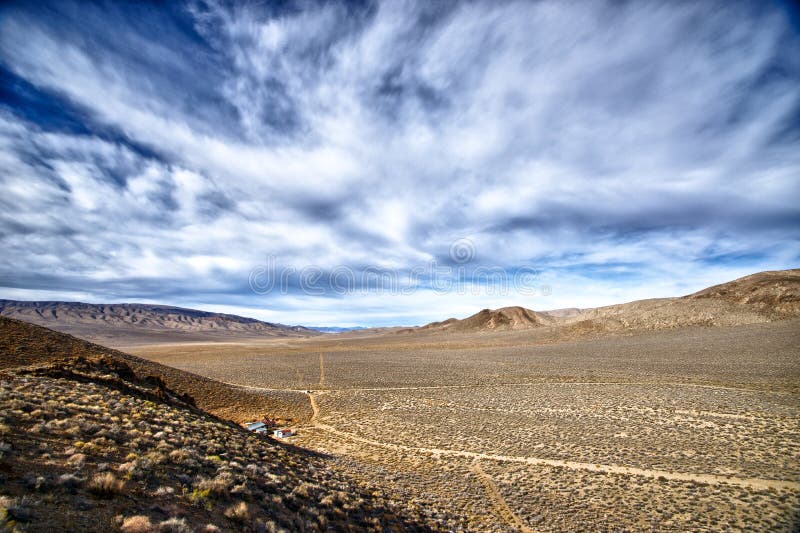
[563,268,800,335]
[0,300,318,345]
[0,352,444,531]
[0,316,307,424]
[686,268,800,316]
[413,269,800,337]
[420,306,555,333]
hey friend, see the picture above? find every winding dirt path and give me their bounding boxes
[470,459,536,533]
[308,391,320,422]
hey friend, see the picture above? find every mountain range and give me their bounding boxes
[2,269,798,343]
[414,269,800,335]
[0,301,317,345]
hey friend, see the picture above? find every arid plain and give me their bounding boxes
[126,321,800,530]
[2,270,799,531]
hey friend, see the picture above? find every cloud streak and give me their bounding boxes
[0,0,798,326]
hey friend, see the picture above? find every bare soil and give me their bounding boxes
[126,318,800,531]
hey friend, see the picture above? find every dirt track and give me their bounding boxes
[301,391,799,492]
[298,388,799,532]
[470,459,536,533]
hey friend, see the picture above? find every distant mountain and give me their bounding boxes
[540,307,583,319]
[419,306,555,332]
[561,268,800,334]
[0,300,318,345]
[685,269,800,316]
[308,326,368,333]
[413,269,800,336]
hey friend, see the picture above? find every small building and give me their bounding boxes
[246,422,267,433]
[273,428,293,438]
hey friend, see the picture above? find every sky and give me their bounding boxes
[1,0,799,327]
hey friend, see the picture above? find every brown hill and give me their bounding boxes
[540,307,583,319]
[562,268,800,335]
[409,269,800,338]
[0,316,307,424]
[0,300,318,345]
[420,306,555,332]
[0,341,443,531]
[685,268,800,316]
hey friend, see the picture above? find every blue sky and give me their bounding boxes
[1,0,799,326]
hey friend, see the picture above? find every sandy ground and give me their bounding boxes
[118,319,800,531]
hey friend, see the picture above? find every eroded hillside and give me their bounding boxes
[0,317,308,424]
[0,355,448,531]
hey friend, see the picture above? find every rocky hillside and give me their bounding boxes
[412,269,800,337]
[685,269,800,317]
[0,317,307,424]
[0,354,445,532]
[562,269,800,334]
[420,306,554,332]
[539,308,583,319]
[0,301,318,345]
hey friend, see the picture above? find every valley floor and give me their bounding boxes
[126,320,800,531]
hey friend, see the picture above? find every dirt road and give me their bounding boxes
[470,459,537,533]
[302,392,800,492]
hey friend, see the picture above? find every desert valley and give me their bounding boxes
[2,1,799,531]
[1,269,798,531]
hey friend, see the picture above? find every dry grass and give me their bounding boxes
[87,472,125,497]
[127,318,800,532]
[0,358,447,531]
[120,515,153,533]
[0,316,310,423]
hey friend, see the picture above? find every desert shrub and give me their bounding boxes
[67,453,87,468]
[230,482,253,499]
[320,491,347,507]
[0,495,33,523]
[196,474,233,499]
[87,472,125,498]
[57,473,81,490]
[23,474,50,492]
[120,515,154,533]
[224,501,252,522]
[153,486,175,497]
[157,517,191,533]
[167,449,191,465]
[292,482,317,499]
[142,451,167,466]
[117,461,136,478]
[187,488,212,510]
[27,422,47,434]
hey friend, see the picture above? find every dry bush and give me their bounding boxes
[224,501,252,522]
[195,474,233,499]
[157,517,192,533]
[0,495,33,524]
[87,472,125,498]
[57,473,81,490]
[120,515,154,533]
[67,452,87,467]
